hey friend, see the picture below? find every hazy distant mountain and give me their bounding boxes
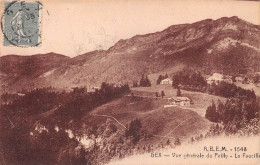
[0,53,69,92]
[1,16,260,92]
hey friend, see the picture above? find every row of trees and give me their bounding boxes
[206,98,259,124]
[155,90,165,98]
[0,122,86,165]
[205,98,259,135]
[125,118,142,144]
[1,83,130,123]
[133,75,152,87]
[1,88,65,117]
[139,75,152,87]
[0,83,131,165]
[208,82,256,100]
[54,83,130,123]
[172,71,207,89]
[170,71,256,101]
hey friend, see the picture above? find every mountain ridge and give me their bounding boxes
[1,16,260,92]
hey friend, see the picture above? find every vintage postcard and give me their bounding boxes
[0,0,259,165]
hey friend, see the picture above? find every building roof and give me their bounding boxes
[206,73,223,81]
[172,96,190,102]
[235,76,243,80]
[161,78,172,82]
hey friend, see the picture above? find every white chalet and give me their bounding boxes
[160,78,173,85]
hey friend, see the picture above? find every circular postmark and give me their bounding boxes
[1,1,43,47]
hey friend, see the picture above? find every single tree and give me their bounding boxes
[166,139,171,146]
[161,90,165,98]
[174,137,181,146]
[140,74,145,87]
[131,92,134,97]
[155,92,159,97]
[191,137,195,143]
[145,76,152,87]
[1,93,8,104]
[157,75,163,85]
[177,88,182,97]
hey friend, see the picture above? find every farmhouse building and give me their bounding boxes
[165,96,191,107]
[91,86,100,92]
[17,93,25,96]
[173,97,191,106]
[160,78,173,85]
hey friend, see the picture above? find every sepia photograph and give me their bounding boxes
[0,0,260,165]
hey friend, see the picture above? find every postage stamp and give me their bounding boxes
[1,1,42,47]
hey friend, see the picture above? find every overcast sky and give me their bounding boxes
[0,0,259,57]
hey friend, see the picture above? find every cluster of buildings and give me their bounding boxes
[158,73,248,86]
[206,73,232,85]
[159,77,190,108]
[164,96,191,108]
[206,73,247,85]
[159,73,241,86]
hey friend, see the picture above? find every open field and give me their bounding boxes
[132,85,226,117]
[82,96,211,145]
[77,85,225,145]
